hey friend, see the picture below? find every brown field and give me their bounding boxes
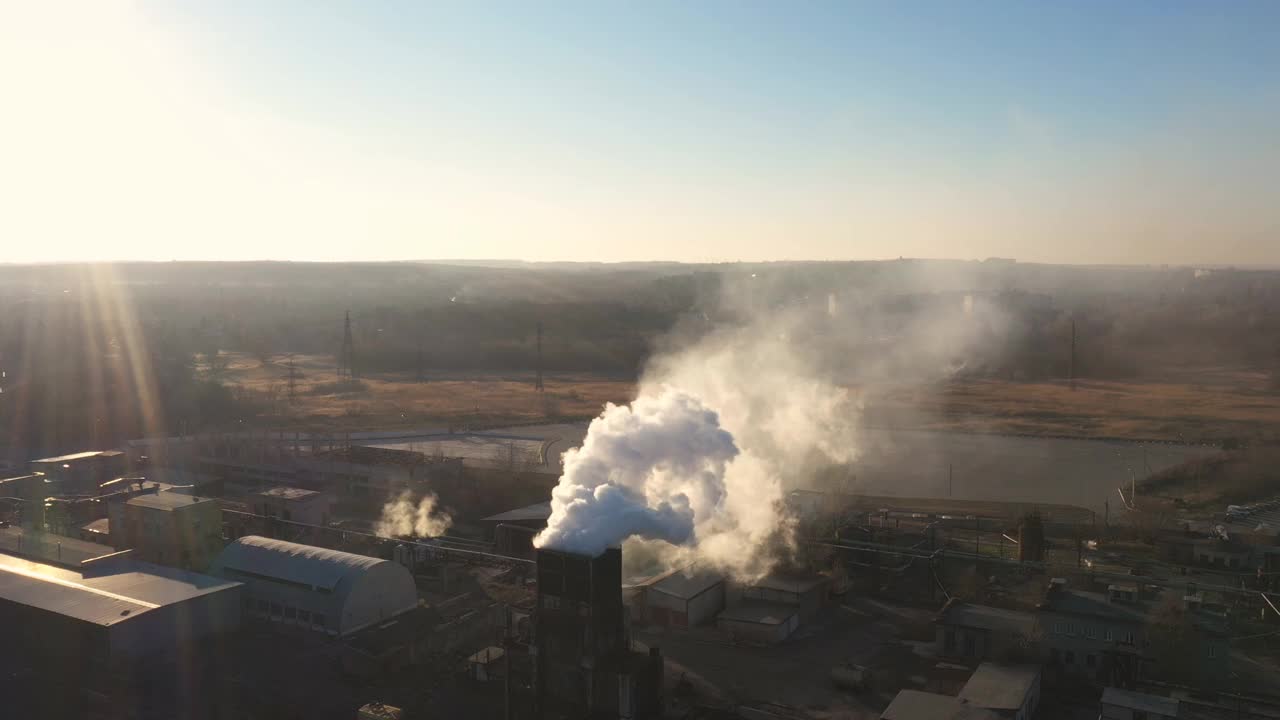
[216,353,1280,443]
[867,367,1280,443]
[210,352,634,431]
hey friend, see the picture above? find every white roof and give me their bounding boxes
[958,663,1040,711]
[0,551,239,627]
[126,492,215,511]
[212,536,387,591]
[31,450,123,464]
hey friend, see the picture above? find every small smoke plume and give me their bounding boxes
[375,491,452,538]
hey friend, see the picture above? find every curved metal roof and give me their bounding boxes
[213,536,386,591]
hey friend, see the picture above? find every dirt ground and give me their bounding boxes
[213,353,1280,443]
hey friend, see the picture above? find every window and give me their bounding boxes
[1122,631,1135,646]
[1053,622,1064,635]
[1086,654,1096,668]
[963,634,976,657]
[1065,650,1075,665]
[1104,628,1113,642]
[1208,644,1218,659]
[1085,625,1096,639]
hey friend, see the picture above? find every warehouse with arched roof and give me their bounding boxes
[210,536,417,636]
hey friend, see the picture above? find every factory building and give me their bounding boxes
[109,491,224,571]
[0,549,241,673]
[210,535,418,637]
[28,450,127,494]
[534,547,663,719]
[251,486,330,527]
[716,571,831,644]
[643,568,725,628]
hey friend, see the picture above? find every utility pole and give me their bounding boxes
[535,321,544,392]
[416,336,425,382]
[1069,318,1077,391]
[338,310,356,380]
[949,464,953,498]
[286,355,299,402]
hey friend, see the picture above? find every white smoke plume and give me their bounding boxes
[536,288,861,580]
[533,391,738,557]
[375,491,453,538]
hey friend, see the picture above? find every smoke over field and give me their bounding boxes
[535,290,861,579]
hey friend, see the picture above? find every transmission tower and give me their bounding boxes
[535,321,544,391]
[286,355,300,402]
[338,310,356,379]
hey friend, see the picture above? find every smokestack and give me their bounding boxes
[534,547,627,718]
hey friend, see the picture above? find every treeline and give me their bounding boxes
[1,260,1278,456]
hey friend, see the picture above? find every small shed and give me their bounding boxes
[467,645,507,682]
[717,601,799,644]
[1100,687,1179,720]
[958,663,1041,720]
[648,569,725,627]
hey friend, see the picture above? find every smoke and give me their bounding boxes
[536,278,861,580]
[532,391,738,558]
[374,491,453,538]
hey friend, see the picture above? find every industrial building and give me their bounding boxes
[644,568,725,628]
[534,547,663,719]
[29,450,127,493]
[0,549,241,672]
[251,485,330,526]
[936,601,1039,661]
[109,491,223,571]
[957,663,1041,720]
[210,535,418,637]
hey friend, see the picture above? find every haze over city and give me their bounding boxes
[3,1,1278,265]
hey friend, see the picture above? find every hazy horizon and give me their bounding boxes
[3,1,1278,265]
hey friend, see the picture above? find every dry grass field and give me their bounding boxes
[866,368,1280,443]
[210,352,634,430]
[215,353,1280,443]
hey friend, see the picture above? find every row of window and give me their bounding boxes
[242,595,328,631]
[1050,621,1134,645]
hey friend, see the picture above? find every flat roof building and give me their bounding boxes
[881,690,1000,720]
[646,568,725,628]
[0,550,241,670]
[958,663,1041,720]
[109,491,223,571]
[211,536,418,636]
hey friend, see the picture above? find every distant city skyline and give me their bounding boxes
[1,1,1277,265]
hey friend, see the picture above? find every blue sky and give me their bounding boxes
[2,1,1277,263]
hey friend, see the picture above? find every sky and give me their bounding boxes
[1,1,1277,265]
